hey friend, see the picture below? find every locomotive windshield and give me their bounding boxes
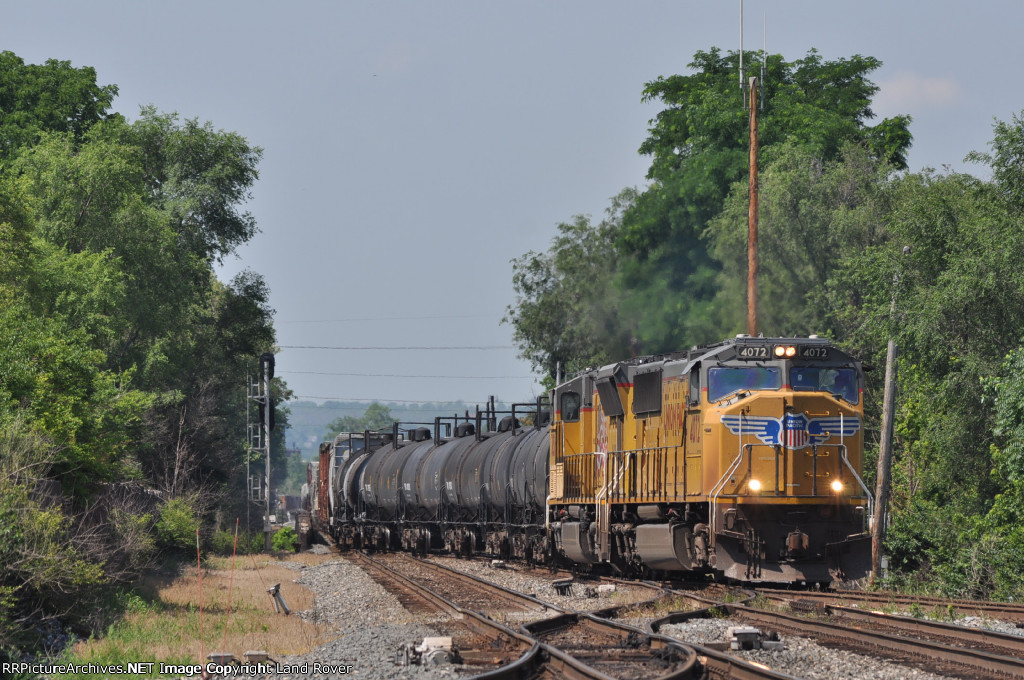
[790,366,859,404]
[707,366,781,402]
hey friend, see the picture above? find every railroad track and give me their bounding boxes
[756,587,1024,623]
[731,603,1024,680]
[344,551,534,670]
[651,588,1024,680]
[374,553,554,616]
[523,612,697,680]
[826,604,1024,659]
[347,551,791,680]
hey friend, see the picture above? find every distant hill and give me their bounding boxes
[284,398,533,458]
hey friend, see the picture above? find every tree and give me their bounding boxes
[0,51,118,163]
[0,50,281,659]
[505,189,636,382]
[323,402,395,441]
[615,48,911,354]
[704,142,894,337]
[0,177,152,488]
[8,106,272,498]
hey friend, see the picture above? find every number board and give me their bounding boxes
[736,345,770,360]
[799,346,830,360]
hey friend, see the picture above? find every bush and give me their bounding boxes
[246,531,267,554]
[0,423,107,652]
[155,497,200,554]
[271,526,297,553]
[210,529,237,556]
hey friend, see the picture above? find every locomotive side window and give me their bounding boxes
[707,366,781,402]
[560,391,581,422]
[688,366,701,405]
[790,367,859,404]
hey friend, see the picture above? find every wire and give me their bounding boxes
[290,395,499,404]
[280,370,535,380]
[279,345,513,350]
[277,313,498,323]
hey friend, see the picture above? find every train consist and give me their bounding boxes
[306,335,873,584]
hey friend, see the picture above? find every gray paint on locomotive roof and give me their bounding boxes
[1,1,1017,406]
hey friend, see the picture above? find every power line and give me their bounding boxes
[290,395,512,405]
[280,370,536,380]
[279,345,513,350]
[277,313,499,324]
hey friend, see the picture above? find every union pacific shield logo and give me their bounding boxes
[721,414,860,450]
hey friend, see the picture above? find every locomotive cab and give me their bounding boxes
[702,337,871,583]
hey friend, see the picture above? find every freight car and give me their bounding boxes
[309,335,872,585]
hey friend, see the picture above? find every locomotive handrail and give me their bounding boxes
[838,443,874,524]
[708,444,749,548]
[598,445,685,503]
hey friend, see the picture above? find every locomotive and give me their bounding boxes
[307,335,873,585]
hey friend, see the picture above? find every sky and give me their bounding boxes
[3,0,1021,412]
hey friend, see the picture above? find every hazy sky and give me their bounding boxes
[3,1,1020,412]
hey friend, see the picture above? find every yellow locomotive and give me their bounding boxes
[548,334,872,584]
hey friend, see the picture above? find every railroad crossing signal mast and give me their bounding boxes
[246,353,275,550]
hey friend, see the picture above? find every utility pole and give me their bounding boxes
[747,74,759,337]
[741,1,766,337]
[871,246,910,583]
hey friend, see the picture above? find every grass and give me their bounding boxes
[52,552,336,678]
[617,593,696,619]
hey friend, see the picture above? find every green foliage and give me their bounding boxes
[505,189,636,380]
[508,47,913,368]
[0,51,117,162]
[0,49,283,656]
[988,346,1024,484]
[210,529,239,556]
[967,110,1024,214]
[604,48,912,356]
[271,526,298,553]
[107,508,157,580]
[155,498,200,555]
[706,142,894,338]
[0,646,41,680]
[279,447,308,496]
[323,401,396,441]
[0,422,107,650]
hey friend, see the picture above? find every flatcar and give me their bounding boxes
[308,335,872,584]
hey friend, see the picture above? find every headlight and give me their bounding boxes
[831,479,844,493]
[774,345,797,357]
[748,479,762,492]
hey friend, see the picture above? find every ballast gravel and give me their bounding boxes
[211,555,457,680]
[213,551,1012,680]
[657,618,949,680]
